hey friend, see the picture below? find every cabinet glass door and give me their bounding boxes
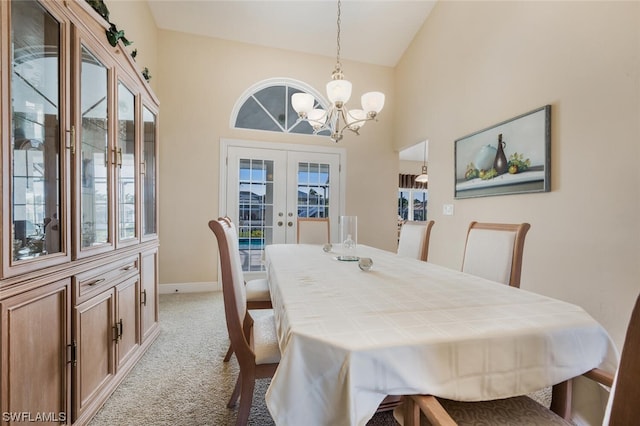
[141,106,157,237]
[10,0,62,262]
[117,82,136,241]
[79,45,110,249]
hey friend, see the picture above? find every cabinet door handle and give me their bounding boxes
[122,264,135,271]
[67,340,77,367]
[113,148,123,168]
[113,319,123,341]
[86,278,105,287]
[65,125,76,155]
[141,289,147,306]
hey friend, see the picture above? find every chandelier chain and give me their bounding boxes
[335,0,342,71]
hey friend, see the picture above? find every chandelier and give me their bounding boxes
[291,0,385,143]
[415,140,429,183]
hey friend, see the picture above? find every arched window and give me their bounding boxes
[231,78,329,136]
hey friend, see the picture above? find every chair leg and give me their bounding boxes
[223,343,234,362]
[235,373,256,426]
[227,374,241,408]
[403,397,420,426]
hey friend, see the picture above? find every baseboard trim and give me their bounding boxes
[159,281,220,294]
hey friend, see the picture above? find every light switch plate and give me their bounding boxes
[443,204,454,216]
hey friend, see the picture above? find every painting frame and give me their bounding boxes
[454,105,551,199]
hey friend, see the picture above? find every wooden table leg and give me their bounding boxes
[550,379,573,419]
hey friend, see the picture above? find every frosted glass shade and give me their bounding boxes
[346,109,367,129]
[326,79,352,104]
[361,91,385,114]
[308,108,327,130]
[415,165,428,183]
[415,173,429,183]
[292,92,314,114]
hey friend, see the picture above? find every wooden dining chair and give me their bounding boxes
[403,292,640,426]
[220,217,272,363]
[297,217,330,244]
[461,221,531,287]
[208,218,280,426]
[397,220,435,261]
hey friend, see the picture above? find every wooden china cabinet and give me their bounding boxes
[0,1,160,424]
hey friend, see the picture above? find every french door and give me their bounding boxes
[223,142,343,277]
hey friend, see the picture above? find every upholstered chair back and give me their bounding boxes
[461,222,530,287]
[397,220,435,261]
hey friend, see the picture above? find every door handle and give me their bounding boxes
[277,221,284,227]
[65,126,76,155]
[287,221,293,227]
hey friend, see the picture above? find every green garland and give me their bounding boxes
[85,0,151,82]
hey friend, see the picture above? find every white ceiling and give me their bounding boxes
[146,0,437,67]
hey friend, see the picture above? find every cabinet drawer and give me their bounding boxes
[74,256,139,301]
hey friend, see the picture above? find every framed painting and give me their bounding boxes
[454,105,551,199]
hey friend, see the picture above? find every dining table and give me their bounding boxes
[263,243,617,426]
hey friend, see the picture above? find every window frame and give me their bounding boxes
[398,188,429,222]
[230,78,328,136]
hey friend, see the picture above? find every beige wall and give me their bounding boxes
[395,1,640,348]
[155,31,397,285]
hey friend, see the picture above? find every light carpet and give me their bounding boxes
[88,292,399,426]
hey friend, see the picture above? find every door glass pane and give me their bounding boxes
[297,162,330,218]
[80,46,109,248]
[142,106,156,235]
[398,189,428,221]
[11,0,62,261]
[118,82,136,240]
[413,190,428,221]
[398,190,409,221]
[238,159,273,272]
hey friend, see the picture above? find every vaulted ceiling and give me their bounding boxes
[147,0,436,67]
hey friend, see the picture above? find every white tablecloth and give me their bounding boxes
[264,244,616,426]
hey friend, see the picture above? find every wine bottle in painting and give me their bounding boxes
[493,133,508,175]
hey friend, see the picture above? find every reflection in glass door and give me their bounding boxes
[79,45,110,249]
[286,151,340,244]
[10,0,62,262]
[227,148,286,274]
[117,82,136,241]
[296,162,330,218]
[237,159,276,272]
[142,107,157,236]
[225,146,341,275]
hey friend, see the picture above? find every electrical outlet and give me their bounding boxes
[443,204,454,216]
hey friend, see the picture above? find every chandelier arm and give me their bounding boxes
[337,118,373,136]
